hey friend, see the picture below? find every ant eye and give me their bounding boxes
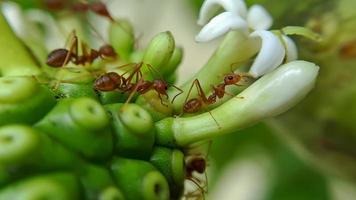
[228,76,233,80]
[165,86,168,90]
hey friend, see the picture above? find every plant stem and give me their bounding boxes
[157,61,319,146]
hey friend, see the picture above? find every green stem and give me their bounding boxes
[157,61,318,146]
[0,12,41,76]
[169,31,259,112]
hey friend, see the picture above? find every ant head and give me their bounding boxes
[188,157,206,174]
[89,2,113,20]
[46,48,71,67]
[224,73,241,85]
[99,45,117,58]
[153,80,168,95]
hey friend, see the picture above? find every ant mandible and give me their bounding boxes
[46,31,116,68]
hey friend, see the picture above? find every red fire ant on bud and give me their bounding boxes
[46,31,116,68]
[94,62,183,106]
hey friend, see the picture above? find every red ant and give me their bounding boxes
[183,141,212,200]
[182,66,252,127]
[44,0,114,21]
[94,62,183,105]
[46,31,116,68]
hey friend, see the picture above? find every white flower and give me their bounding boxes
[196,0,298,78]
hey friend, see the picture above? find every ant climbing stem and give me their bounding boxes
[182,63,253,128]
[182,79,221,129]
[184,140,212,200]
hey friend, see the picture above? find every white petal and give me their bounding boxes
[195,12,248,42]
[248,30,285,78]
[282,35,298,62]
[247,5,273,30]
[197,0,248,26]
[2,2,25,37]
[238,60,319,119]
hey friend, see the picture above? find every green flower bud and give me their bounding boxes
[142,31,175,78]
[98,90,129,105]
[156,60,319,146]
[75,164,118,200]
[54,67,95,84]
[105,103,154,159]
[53,83,99,100]
[0,13,41,76]
[130,50,145,63]
[36,98,113,161]
[150,147,185,198]
[109,19,135,60]
[98,186,125,200]
[0,173,81,200]
[110,157,170,200]
[161,47,183,76]
[135,91,173,122]
[0,125,82,174]
[0,76,56,126]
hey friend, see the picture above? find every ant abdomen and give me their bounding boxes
[46,48,71,67]
[183,98,202,113]
[94,72,121,91]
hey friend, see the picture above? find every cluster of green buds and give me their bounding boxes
[0,0,320,199]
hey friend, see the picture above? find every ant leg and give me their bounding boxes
[53,32,78,90]
[214,85,244,100]
[186,177,207,198]
[145,63,165,80]
[194,79,210,103]
[205,108,221,129]
[170,85,183,103]
[158,93,168,107]
[121,80,141,111]
[181,79,200,115]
